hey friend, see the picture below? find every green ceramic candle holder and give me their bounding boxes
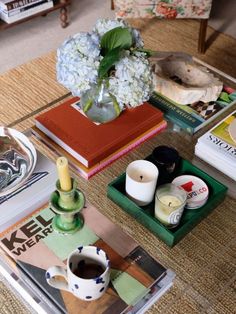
[50,178,85,234]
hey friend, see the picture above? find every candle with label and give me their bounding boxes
[125,160,159,206]
[155,183,187,228]
[56,157,72,191]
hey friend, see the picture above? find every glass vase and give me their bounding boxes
[80,80,121,124]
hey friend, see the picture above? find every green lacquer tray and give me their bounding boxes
[107,157,228,247]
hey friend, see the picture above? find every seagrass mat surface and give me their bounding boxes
[0,19,236,313]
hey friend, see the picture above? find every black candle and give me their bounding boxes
[152,145,180,184]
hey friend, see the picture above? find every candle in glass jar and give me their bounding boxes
[56,157,72,191]
[155,183,187,228]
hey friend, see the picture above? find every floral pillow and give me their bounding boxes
[114,0,212,19]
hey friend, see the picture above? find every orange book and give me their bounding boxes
[32,121,167,179]
[35,97,164,167]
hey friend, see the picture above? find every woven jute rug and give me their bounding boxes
[0,19,235,313]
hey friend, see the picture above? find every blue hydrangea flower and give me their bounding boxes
[93,18,144,48]
[57,32,101,97]
[109,53,153,107]
[56,19,152,108]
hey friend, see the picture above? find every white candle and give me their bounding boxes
[155,184,187,228]
[56,157,72,191]
[125,160,159,206]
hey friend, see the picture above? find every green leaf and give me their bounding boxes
[98,48,121,78]
[83,99,93,113]
[101,27,132,54]
[109,93,121,116]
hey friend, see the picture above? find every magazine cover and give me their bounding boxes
[211,111,236,146]
[195,110,236,181]
[197,110,236,164]
[0,202,169,314]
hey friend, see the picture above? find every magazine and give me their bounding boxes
[195,110,236,180]
[0,202,174,314]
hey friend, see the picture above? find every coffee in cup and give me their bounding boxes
[46,246,110,301]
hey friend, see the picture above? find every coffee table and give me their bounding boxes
[0,52,235,314]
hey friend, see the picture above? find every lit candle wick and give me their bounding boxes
[140,175,143,181]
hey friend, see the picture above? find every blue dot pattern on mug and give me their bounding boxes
[77,246,83,253]
[94,277,105,284]
[45,272,50,279]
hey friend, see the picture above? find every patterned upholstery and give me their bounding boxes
[114,0,212,19]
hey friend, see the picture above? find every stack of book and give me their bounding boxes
[0,150,57,232]
[0,0,53,24]
[0,201,175,314]
[195,110,236,181]
[149,86,236,134]
[33,97,167,179]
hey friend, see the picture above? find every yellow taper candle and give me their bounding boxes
[56,157,72,191]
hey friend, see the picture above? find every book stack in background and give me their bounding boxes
[150,86,236,134]
[33,97,167,179]
[195,110,236,181]
[0,0,53,23]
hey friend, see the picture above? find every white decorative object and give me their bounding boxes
[125,160,159,206]
[152,53,223,104]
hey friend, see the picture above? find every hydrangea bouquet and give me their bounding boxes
[57,19,154,123]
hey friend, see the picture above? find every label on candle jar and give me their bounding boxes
[155,205,185,226]
[155,194,185,227]
[168,208,182,225]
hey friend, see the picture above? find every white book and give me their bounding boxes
[0,150,57,233]
[0,0,40,11]
[195,144,236,181]
[0,0,53,23]
[1,0,49,16]
[196,110,236,165]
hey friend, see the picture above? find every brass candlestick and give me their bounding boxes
[50,178,85,234]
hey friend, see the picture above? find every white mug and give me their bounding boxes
[46,246,110,301]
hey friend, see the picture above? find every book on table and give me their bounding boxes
[0,200,175,314]
[34,97,165,168]
[0,150,57,233]
[31,120,167,180]
[0,0,43,11]
[149,86,236,134]
[0,0,53,23]
[195,110,236,181]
